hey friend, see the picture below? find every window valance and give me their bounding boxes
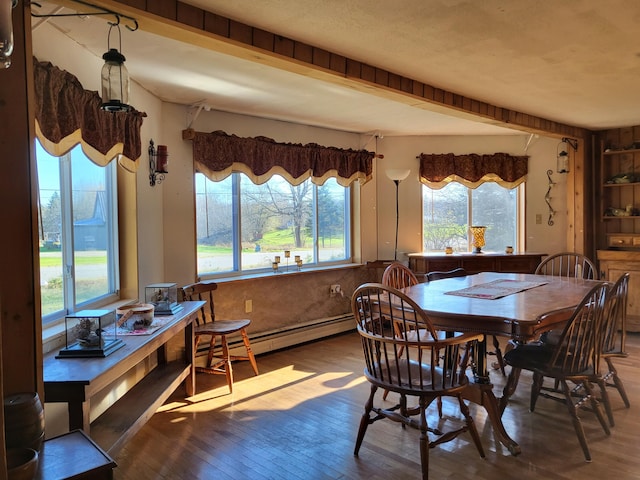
[185,129,373,187]
[419,152,528,189]
[33,58,146,172]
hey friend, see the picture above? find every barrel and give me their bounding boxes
[4,392,45,452]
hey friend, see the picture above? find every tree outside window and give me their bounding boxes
[196,173,350,275]
[422,182,519,252]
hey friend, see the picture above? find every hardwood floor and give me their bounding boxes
[114,332,640,479]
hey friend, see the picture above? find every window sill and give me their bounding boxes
[198,262,363,284]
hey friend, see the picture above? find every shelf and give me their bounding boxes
[603,216,640,220]
[603,182,640,187]
[89,361,191,455]
[603,148,640,155]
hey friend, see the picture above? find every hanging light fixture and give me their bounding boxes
[0,0,17,68]
[557,137,578,174]
[101,22,130,112]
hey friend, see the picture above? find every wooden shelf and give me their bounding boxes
[603,216,640,220]
[603,182,640,187]
[603,148,640,155]
[90,362,191,455]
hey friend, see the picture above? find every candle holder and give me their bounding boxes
[470,226,487,253]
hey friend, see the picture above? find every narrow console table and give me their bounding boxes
[408,252,546,276]
[43,301,204,455]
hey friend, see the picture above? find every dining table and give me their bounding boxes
[400,271,607,456]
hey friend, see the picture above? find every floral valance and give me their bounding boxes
[419,152,528,189]
[33,58,146,172]
[185,129,373,187]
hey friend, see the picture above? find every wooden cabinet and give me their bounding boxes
[408,252,545,276]
[597,250,640,332]
[596,127,640,331]
[599,144,640,248]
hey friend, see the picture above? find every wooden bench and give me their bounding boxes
[43,301,203,455]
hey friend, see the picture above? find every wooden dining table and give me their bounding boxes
[400,271,606,456]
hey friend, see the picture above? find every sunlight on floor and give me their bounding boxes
[157,365,368,415]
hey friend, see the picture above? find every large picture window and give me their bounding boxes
[196,173,350,275]
[36,140,120,323]
[422,183,521,252]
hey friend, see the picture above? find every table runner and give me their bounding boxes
[445,279,548,300]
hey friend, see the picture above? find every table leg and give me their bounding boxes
[67,400,91,433]
[184,320,195,396]
[463,382,521,456]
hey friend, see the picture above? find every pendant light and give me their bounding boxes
[101,23,130,112]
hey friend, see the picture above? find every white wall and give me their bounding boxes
[374,134,567,259]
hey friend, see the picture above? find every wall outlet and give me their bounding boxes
[330,284,342,296]
[245,299,252,313]
[535,214,542,224]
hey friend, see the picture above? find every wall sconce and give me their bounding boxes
[149,140,168,186]
[0,0,18,68]
[557,137,578,174]
[101,23,131,112]
[386,168,411,260]
[469,226,487,253]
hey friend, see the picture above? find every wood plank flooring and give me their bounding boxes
[113,332,640,479]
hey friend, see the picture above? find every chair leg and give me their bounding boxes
[418,396,429,480]
[605,358,630,408]
[530,373,544,412]
[559,380,593,462]
[221,335,233,393]
[240,328,259,376]
[596,378,615,427]
[354,384,377,456]
[582,381,610,436]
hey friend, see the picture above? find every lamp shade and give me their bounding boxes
[386,168,411,182]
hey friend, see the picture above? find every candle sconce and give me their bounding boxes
[272,251,303,273]
[149,139,168,186]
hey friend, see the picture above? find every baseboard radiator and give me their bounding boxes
[194,314,355,366]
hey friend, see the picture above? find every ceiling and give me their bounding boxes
[32,0,640,137]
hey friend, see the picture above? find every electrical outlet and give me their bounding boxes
[245,299,252,313]
[330,284,342,295]
[535,214,542,224]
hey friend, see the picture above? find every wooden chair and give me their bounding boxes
[180,281,259,393]
[503,283,611,461]
[427,268,506,376]
[381,261,420,288]
[600,272,631,408]
[534,252,598,279]
[352,283,485,479]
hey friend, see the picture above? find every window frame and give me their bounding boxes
[195,172,352,278]
[37,140,120,325]
[421,182,524,253]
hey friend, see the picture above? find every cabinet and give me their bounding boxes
[407,252,545,276]
[597,250,640,332]
[596,128,640,331]
[599,144,640,248]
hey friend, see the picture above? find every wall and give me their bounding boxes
[374,134,568,259]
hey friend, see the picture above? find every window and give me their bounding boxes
[36,140,119,323]
[196,173,350,275]
[422,182,521,252]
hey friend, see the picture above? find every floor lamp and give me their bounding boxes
[386,169,411,260]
